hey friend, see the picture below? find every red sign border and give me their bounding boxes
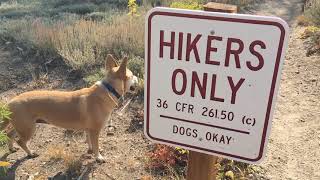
[146,9,286,162]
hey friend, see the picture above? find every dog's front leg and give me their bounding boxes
[88,130,105,163]
[86,131,93,154]
[6,130,18,153]
[8,139,18,153]
[107,118,115,135]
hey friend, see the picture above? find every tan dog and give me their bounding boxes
[3,54,138,162]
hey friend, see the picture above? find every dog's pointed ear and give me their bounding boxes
[105,54,118,70]
[117,56,128,78]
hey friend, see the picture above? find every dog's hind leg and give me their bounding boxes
[12,119,38,158]
[6,130,18,153]
[8,139,17,153]
[16,138,38,158]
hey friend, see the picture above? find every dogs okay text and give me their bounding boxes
[159,30,266,104]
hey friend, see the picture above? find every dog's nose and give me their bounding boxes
[130,86,136,91]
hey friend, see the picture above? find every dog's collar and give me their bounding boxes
[96,81,121,99]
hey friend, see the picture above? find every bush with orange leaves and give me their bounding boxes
[147,144,188,177]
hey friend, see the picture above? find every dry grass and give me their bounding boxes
[53,17,143,70]
[297,15,312,26]
[45,145,67,161]
[1,12,144,72]
[45,145,82,175]
[306,1,320,26]
[34,174,48,180]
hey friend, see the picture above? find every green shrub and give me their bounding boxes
[306,1,320,26]
[0,103,11,147]
[308,30,320,56]
[0,104,11,124]
[0,133,8,148]
[170,1,203,10]
[95,0,128,8]
[217,159,260,179]
[83,68,104,86]
[0,1,37,18]
[43,0,90,8]
[128,56,144,80]
[0,0,129,19]
[54,3,98,15]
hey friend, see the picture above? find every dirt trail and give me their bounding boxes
[259,26,320,180]
[0,46,31,100]
[248,0,320,179]
[249,0,304,25]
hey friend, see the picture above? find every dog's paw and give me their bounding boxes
[27,153,39,159]
[96,155,106,163]
[107,125,116,136]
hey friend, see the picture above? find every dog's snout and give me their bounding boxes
[132,76,138,85]
[128,75,139,92]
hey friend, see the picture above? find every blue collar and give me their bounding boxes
[100,81,121,99]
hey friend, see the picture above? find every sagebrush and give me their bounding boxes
[0,13,144,71]
[302,1,320,55]
[306,1,320,26]
[0,103,11,177]
[0,103,10,147]
[0,0,145,73]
